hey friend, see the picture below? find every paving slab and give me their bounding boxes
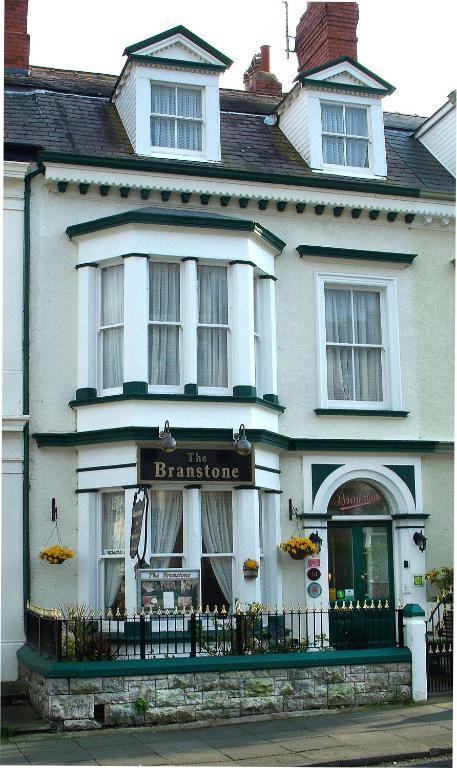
[273,733,341,752]
[217,741,293,760]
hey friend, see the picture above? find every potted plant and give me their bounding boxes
[425,567,454,603]
[39,545,74,564]
[279,536,317,560]
[243,558,259,577]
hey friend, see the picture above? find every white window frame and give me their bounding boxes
[98,263,124,395]
[307,91,387,178]
[150,82,204,157]
[98,490,126,615]
[321,102,370,169]
[147,259,183,392]
[315,272,402,410]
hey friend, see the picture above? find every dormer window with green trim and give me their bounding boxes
[321,103,369,168]
[151,84,203,152]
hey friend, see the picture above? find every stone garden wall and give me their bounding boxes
[19,658,412,731]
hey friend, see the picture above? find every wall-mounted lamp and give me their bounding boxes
[309,532,323,553]
[413,531,427,552]
[288,498,305,521]
[159,420,176,453]
[233,423,252,456]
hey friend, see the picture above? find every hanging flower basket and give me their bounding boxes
[39,545,74,564]
[279,536,317,560]
[243,558,259,577]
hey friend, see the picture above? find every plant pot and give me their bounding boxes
[243,567,259,577]
[288,551,307,560]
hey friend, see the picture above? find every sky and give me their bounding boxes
[27,0,456,117]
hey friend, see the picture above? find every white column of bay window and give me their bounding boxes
[77,265,97,397]
[258,276,278,402]
[182,258,198,392]
[184,488,201,571]
[231,263,256,395]
[236,489,262,607]
[123,488,138,613]
[77,492,98,608]
[123,255,149,390]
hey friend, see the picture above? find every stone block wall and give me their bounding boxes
[19,660,412,731]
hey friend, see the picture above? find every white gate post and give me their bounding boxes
[403,603,427,701]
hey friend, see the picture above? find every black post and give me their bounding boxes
[56,617,62,661]
[235,615,244,655]
[190,612,197,657]
[139,613,146,660]
[397,607,404,647]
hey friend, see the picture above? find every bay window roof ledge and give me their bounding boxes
[66,206,286,254]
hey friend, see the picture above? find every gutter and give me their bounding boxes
[22,161,45,615]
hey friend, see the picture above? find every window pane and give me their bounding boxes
[197,327,228,387]
[325,289,353,343]
[177,88,201,118]
[151,85,175,115]
[148,325,180,385]
[363,527,390,599]
[328,480,390,515]
[327,346,354,400]
[322,135,345,164]
[151,116,175,147]
[103,327,123,388]
[345,107,368,137]
[321,103,344,134]
[198,265,228,324]
[346,138,369,167]
[102,493,125,552]
[104,559,125,614]
[353,291,382,345]
[150,490,183,566]
[354,348,383,401]
[149,262,180,322]
[177,120,202,151]
[101,265,123,326]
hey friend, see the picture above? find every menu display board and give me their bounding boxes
[136,568,200,611]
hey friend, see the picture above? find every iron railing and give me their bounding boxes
[426,599,453,693]
[26,600,404,662]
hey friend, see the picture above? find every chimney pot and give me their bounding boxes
[243,45,282,96]
[260,45,271,73]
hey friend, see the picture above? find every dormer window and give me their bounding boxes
[151,84,202,152]
[321,103,369,168]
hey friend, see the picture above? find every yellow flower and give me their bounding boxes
[39,545,74,563]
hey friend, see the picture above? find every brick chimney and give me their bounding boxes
[295,2,359,74]
[4,0,30,74]
[243,45,282,96]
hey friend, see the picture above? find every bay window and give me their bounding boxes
[100,492,125,614]
[197,265,229,389]
[100,265,124,389]
[201,491,233,610]
[148,262,181,386]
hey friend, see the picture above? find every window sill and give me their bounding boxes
[69,393,285,413]
[315,408,409,417]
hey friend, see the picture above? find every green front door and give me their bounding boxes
[328,522,396,648]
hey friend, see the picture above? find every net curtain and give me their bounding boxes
[201,491,233,605]
[101,265,124,389]
[149,262,180,385]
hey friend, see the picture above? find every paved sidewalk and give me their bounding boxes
[0,697,452,767]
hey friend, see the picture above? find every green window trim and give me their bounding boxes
[315,409,409,417]
[69,393,285,413]
[297,245,416,265]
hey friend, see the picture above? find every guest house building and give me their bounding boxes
[3,0,455,681]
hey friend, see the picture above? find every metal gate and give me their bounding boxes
[426,601,453,694]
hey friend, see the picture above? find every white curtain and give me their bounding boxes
[151,85,175,115]
[197,266,228,387]
[346,107,368,136]
[177,121,202,150]
[325,289,383,402]
[254,279,262,394]
[346,138,369,167]
[101,265,123,388]
[150,490,183,567]
[353,291,382,401]
[101,492,125,612]
[345,108,368,167]
[151,117,175,148]
[178,88,201,118]
[177,89,202,150]
[321,103,343,133]
[149,263,180,385]
[201,491,233,605]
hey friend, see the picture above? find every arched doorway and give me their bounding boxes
[327,479,395,648]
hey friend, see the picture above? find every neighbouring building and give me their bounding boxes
[2,0,455,686]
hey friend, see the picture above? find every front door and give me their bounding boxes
[328,522,395,648]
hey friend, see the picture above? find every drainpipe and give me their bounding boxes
[22,161,45,617]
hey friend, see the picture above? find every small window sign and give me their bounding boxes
[413,575,424,586]
[336,589,345,599]
[344,588,355,599]
[104,549,124,555]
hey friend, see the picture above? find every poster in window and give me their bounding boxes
[136,568,200,611]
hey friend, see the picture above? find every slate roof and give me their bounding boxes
[4,65,455,195]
